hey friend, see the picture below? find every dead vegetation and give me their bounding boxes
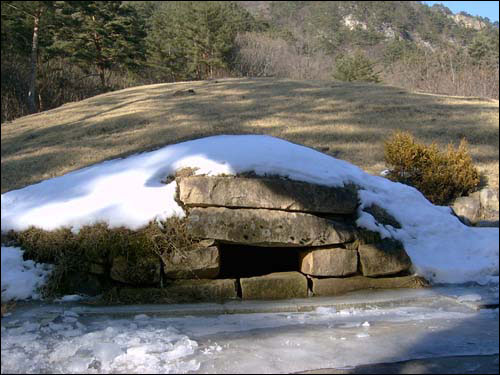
[9,217,198,298]
[1,301,16,318]
[1,78,498,195]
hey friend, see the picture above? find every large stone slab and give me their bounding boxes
[299,246,358,276]
[187,207,356,247]
[178,176,358,214]
[358,239,412,277]
[240,271,308,300]
[161,240,220,279]
[310,275,429,296]
[117,279,238,303]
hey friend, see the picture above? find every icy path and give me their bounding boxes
[1,289,499,374]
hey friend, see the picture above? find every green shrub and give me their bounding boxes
[333,52,380,83]
[384,131,480,205]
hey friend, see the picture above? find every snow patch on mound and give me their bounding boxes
[1,135,498,285]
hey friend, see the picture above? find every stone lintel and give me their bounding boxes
[187,207,356,247]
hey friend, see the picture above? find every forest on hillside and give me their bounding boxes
[1,1,499,123]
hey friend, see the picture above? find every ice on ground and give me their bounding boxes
[54,294,85,302]
[1,135,498,285]
[133,314,150,320]
[1,246,52,301]
[64,310,80,318]
[1,302,498,374]
[457,294,483,302]
[2,312,203,374]
[315,306,337,315]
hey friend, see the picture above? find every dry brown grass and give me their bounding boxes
[1,301,16,317]
[1,78,498,193]
[11,217,197,297]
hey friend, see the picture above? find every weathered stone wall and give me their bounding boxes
[169,175,425,301]
[81,175,429,303]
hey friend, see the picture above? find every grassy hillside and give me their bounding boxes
[1,78,498,194]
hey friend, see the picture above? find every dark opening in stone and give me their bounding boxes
[218,244,301,278]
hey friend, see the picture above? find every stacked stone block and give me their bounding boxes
[170,175,428,301]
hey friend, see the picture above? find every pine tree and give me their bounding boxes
[468,31,499,67]
[148,1,256,81]
[333,51,380,83]
[49,1,146,88]
[1,1,56,113]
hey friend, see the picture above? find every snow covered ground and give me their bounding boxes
[1,135,498,289]
[1,297,498,374]
[1,246,52,301]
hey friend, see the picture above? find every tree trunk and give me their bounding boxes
[99,67,106,88]
[91,15,107,89]
[28,4,42,114]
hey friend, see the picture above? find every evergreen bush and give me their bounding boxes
[384,131,480,205]
[333,52,380,83]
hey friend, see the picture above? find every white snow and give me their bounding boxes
[356,332,370,338]
[133,314,150,320]
[1,135,498,286]
[54,294,85,302]
[1,246,52,301]
[457,294,483,302]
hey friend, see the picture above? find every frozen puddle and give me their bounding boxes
[2,294,499,374]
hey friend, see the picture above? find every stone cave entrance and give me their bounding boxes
[108,174,427,304]
[217,244,302,279]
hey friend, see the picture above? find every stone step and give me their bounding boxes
[240,271,308,300]
[116,279,238,304]
[65,286,485,317]
[310,275,429,296]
